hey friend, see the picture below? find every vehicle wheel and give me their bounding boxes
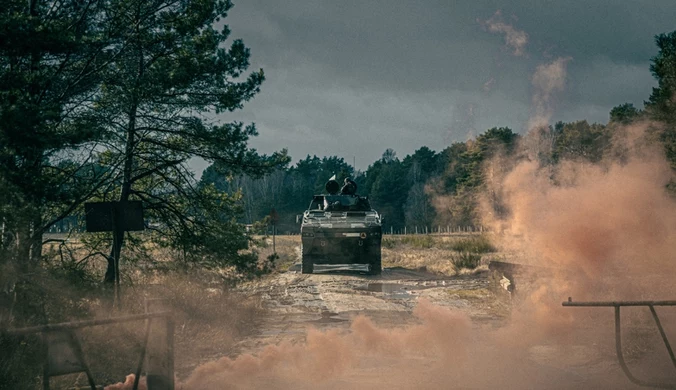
[301,256,314,274]
[367,255,381,275]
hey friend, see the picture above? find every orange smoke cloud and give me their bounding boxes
[179,299,473,390]
[104,374,147,390]
[529,57,572,131]
[493,130,676,280]
[479,10,529,57]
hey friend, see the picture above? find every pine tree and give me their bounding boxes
[0,0,112,266]
[89,0,287,281]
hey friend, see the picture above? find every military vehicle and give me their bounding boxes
[299,176,382,275]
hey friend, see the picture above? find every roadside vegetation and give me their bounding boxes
[251,234,499,276]
[381,234,499,275]
[0,264,264,389]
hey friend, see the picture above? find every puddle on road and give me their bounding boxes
[310,311,348,323]
[354,283,436,299]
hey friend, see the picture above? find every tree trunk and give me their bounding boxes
[104,110,136,283]
[104,13,143,284]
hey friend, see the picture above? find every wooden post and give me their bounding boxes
[145,299,174,390]
[111,205,121,308]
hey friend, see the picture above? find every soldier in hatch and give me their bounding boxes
[340,177,357,195]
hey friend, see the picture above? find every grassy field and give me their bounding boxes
[260,233,501,276]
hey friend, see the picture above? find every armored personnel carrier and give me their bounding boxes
[299,177,382,275]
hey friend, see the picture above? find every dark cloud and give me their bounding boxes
[204,0,676,172]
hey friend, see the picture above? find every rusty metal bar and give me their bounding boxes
[167,317,175,390]
[2,311,172,336]
[67,331,97,390]
[563,298,676,307]
[564,297,676,389]
[650,305,676,371]
[133,318,153,390]
[42,339,50,390]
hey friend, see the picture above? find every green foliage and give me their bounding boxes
[451,127,520,191]
[448,235,496,254]
[552,120,611,163]
[398,235,436,249]
[610,103,643,124]
[201,155,353,231]
[74,0,290,280]
[646,30,676,168]
[647,31,676,124]
[368,153,409,228]
[200,128,521,232]
[0,0,113,264]
[433,142,467,199]
[450,252,482,270]
[382,237,397,249]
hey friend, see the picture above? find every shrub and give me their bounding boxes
[381,237,397,249]
[398,235,436,249]
[449,235,496,253]
[451,252,482,269]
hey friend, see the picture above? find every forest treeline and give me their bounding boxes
[200,31,676,234]
[200,93,675,235]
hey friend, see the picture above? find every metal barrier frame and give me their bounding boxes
[2,311,174,390]
[563,298,676,389]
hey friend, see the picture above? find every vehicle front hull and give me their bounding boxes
[301,227,382,266]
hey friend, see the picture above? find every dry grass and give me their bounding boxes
[382,234,499,276]
[256,234,501,277]
[254,235,301,272]
[447,288,492,300]
[4,265,264,389]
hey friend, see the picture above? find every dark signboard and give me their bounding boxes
[270,208,279,225]
[85,201,144,232]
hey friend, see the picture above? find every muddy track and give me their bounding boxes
[204,263,672,389]
[231,264,504,357]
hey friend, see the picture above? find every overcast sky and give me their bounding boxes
[195,0,676,173]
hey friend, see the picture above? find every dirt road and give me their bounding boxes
[234,265,504,355]
[178,262,676,390]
